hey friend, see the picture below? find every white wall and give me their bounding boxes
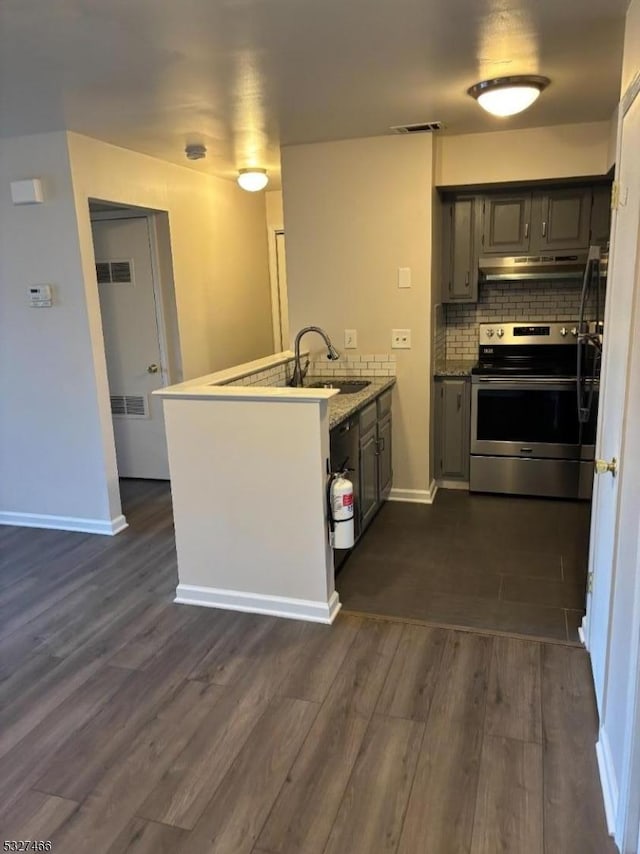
[435,121,611,186]
[0,132,117,527]
[68,132,273,380]
[282,134,433,494]
[266,190,284,231]
[0,130,275,529]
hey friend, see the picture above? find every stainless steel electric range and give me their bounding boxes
[470,320,601,499]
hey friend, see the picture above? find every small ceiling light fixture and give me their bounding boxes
[185,143,207,161]
[467,75,550,117]
[237,168,269,192]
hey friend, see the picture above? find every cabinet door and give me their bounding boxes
[359,428,379,532]
[590,185,612,249]
[436,379,470,481]
[446,197,479,302]
[536,188,592,252]
[482,195,532,254]
[377,414,392,500]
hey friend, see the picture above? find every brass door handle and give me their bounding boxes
[595,457,617,476]
[147,363,159,374]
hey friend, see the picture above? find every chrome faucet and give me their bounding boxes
[289,326,340,387]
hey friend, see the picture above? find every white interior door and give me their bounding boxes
[92,217,169,479]
[586,92,640,712]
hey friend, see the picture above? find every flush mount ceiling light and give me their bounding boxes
[237,168,269,192]
[467,75,550,117]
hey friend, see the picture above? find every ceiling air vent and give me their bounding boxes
[95,260,133,285]
[110,394,148,419]
[390,121,443,134]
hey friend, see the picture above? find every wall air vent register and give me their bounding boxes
[95,260,134,285]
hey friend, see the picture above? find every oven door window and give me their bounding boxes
[476,386,580,444]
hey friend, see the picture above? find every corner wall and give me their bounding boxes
[0,130,274,529]
[0,132,117,526]
[282,134,433,495]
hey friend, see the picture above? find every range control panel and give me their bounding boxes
[478,322,579,346]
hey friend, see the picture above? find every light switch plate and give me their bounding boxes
[344,329,357,349]
[398,267,411,288]
[391,329,411,349]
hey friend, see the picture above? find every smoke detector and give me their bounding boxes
[185,144,207,161]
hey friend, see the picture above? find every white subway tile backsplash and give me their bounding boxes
[308,353,396,378]
[444,279,602,359]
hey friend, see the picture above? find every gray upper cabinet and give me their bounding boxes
[536,188,592,252]
[482,194,532,254]
[443,196,480,303]
[590,185,612,249]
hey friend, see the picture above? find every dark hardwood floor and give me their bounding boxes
[338,491,591,642]
[0,480,616,853]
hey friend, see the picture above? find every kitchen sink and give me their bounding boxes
[308,380,371,394]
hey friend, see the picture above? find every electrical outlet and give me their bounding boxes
[344,329,357,349]
[391,329,411,349]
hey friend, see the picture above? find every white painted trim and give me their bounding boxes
[0,511,128,536]
[578,615,587,646]
[146,214,177,387]
[388,480,438,504]
[437,479,469,491]
[596,730,619,836]
[174,584,341,624]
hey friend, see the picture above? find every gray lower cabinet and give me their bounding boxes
[434,377,470,482]
[358,390,393,533]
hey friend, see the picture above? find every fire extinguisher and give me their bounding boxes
[327,470,355,549]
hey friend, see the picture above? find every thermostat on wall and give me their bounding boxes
[29,285,53,307]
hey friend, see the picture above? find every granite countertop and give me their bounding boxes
[434,359,477,378]
[303,376,396,430]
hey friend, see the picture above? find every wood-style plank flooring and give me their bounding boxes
[0,480,617,853]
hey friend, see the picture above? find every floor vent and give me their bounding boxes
[110,394,148,419]
[96,260,134,285]
[390,121,443,134]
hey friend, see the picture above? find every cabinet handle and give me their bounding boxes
[524,222,529,238]
[376,437,385,455]
[457,393,462,411]
[465,272,470,287]
[542,221,547,237]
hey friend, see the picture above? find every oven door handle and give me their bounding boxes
[473,377,578,387]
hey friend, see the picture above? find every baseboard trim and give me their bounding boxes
[578,615,587,646]
[175,584,342,624]
[437,479,469,491]
[596,729,618,835]
[388,481,438,505]
[0,511,128,536]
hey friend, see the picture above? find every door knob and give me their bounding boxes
[595,457,617,477]
[147,363,159,374]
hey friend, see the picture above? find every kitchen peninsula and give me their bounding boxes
[155,350,395,624]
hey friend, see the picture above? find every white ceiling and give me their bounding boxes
[0,0,627,186]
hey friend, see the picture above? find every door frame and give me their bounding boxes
[584,72,640,849]
[267,227,289,352]
[583,74,640,667]
[90,206,180,389]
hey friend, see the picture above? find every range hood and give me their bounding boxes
[479,252,590,282]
